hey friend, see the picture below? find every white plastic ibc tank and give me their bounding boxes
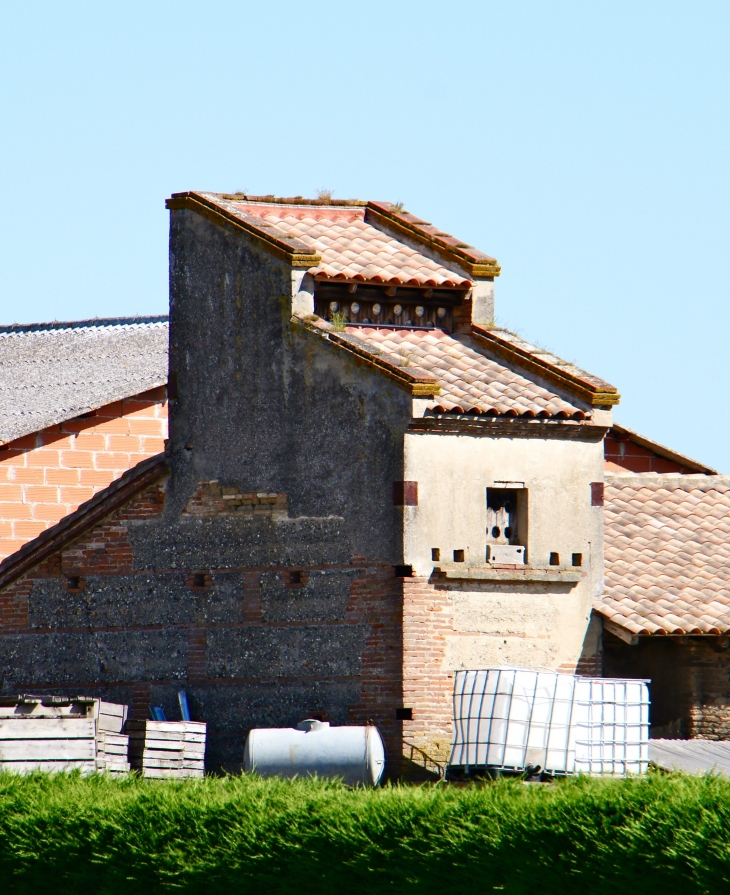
[450,667,649,777]
[243,720,386,786]
[572,677,650,776]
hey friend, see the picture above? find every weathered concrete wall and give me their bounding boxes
[167,208,412,565]
[404,428,604,663]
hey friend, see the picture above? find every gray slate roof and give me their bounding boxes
[0,317,169,445]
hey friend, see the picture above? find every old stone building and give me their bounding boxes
[0,192,728,772]
[0,318,168,560]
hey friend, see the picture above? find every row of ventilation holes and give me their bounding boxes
[329,301,447,320]
[430,548,583,566]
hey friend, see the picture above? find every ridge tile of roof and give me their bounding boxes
[166,192,499,281]
[0,317,169,445]
[596,474,730,638]
[296,315,589,419]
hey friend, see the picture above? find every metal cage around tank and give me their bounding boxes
[449,667,649,777]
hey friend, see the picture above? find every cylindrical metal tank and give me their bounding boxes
[243,720,386,786]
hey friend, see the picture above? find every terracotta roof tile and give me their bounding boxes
[595,474,730,637]
[330,325,588,419]
[198,197,471,288]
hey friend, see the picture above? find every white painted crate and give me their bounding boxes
[126,720,206,778]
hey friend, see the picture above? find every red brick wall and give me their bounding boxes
[604,431,694,474]
[0,387,167,561]
[401,576,454,767]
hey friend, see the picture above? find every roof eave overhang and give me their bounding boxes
[365,202,501,279]
[166,192,321,269]
[598,608,730,645]
[472,325,620,407]
[292,315,440,397]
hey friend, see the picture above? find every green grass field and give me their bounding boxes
[0,771,728,893]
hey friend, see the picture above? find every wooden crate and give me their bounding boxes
[0,697,129,775]
[126,720,206,778]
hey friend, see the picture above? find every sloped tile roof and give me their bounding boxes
[596,474,730,636]
[197,196,471,288]
[0,317,169,445]
[334,325,588,419]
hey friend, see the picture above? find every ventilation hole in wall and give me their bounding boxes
[491,526,500,538]
[289,571,302,586]
[431,547,440,561]
[504,527,512,538]
[453,549,465,563]
[394,565,413,578]
[572,553,583,567]
[66,576,81,592]
[192,573,206,588]
[549,552,560,566]
[396,707,413,720]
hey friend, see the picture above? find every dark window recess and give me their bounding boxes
[486,488,520,545]
[394,565,413,578]
[66,576,81,592]
[431,547,440,561]
[396,707,413,721]
[572,553,583,567]
[549,552,560,566]
[453,549,465,563]
[192,573,207,588]
[591,482,604,507]
[289,571,302,586]
[314,282,462,333]
[393,481,418,506]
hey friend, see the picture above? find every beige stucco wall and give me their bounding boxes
[403,428,606,671]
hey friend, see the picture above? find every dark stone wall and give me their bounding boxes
[167,208,412,564]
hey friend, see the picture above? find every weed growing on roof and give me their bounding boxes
[316,188,334,203]
[0,772,729,893]
[391,201,405,213]
[330,311,347,331]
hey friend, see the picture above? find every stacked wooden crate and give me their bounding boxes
[126,720,206,778]
[95,701,130,775]
[0,696,129,774]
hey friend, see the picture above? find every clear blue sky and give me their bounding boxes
[1,2,728,470]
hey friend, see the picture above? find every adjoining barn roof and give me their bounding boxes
[595,473,730,639]
[0,316,169,446]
